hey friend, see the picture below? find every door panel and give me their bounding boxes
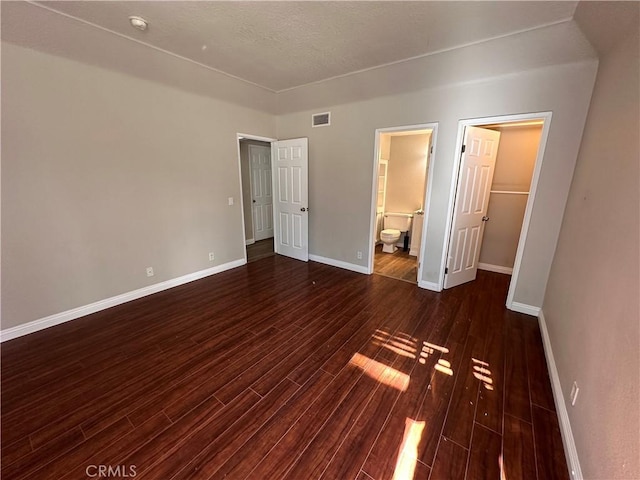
[444,126,500,289]
[273,138,309,261]
[249,145,273,241]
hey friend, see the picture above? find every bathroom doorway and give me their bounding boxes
[368,124,438,284]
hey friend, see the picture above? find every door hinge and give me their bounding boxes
[461,144,466,153]
[430,146,433,154]
[445,267,449,274]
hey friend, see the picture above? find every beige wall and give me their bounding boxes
[1,2,276,114]
[543,6,639,479]
[1,13,601,329]
[1,42,275,329]
[379,134,391,161]
[479,125,542,268]
[276,21,598,306]
[239,139,271,242]
[385,134,430,214]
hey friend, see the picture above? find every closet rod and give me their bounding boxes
[490,190,530,195]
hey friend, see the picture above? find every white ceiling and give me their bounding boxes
[22,1,578,92]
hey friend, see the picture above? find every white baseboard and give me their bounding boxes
[0,259,246,343]
[418,280,442,292]
[245,238,255,246]
[478,262,513,275]
[308,254,369,275]
[509,301,541,317]
[538,310,583,479]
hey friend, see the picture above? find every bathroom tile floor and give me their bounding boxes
[374,243,418,283]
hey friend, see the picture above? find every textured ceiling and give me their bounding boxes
[19,1,578,91]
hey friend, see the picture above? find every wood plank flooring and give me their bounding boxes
[246,238,274,263]
[1,256,569,480]
[373,244,417,283]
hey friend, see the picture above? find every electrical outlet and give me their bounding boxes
[228,197,234,206]
[356,251,363,260]
[209,252,215,261]
[570,381,579,406]
[146,267,154,277]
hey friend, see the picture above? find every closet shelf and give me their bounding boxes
[490,190,530,195]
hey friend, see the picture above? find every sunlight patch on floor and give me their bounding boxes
[392,418,426,480]
[349,352,410,392]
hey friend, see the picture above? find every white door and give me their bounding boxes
[444,126,501,289]
[273,138,309,261]
[249,145,273,241]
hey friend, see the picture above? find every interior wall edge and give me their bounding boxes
[508,302,541,317]
[477,263,514,275]
[538,309,584,479]
[308,254,369,275]
[0,258,246,343]
[417,280,441,292]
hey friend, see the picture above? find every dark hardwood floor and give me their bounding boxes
[373,244,418,283]
[1,256,569,480]
[246,238,275,263]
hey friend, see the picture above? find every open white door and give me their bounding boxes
[444,126,500,289]
[273,138,309,261]
[249,144,273,241]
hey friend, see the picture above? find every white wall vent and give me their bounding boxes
[312,112,331,127]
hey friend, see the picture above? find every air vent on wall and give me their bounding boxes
[312,112,331,127]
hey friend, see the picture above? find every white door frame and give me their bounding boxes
[236,133,277,264]
[367,123,439,285]
[439,112,552,310]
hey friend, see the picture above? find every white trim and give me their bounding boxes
[477,263,513,275]
[0,259,246,343]
[245,238,255,246]
[368,123,439,280]
[509,301,540,317]
[237,133,277,143]
[538,310,584,479]
[439,112,552,298]
[236,133,277,265]
[418,280,442,292]
[309,254,368,275]
[505,113,552,310]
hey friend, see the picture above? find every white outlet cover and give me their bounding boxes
[146,267,154,277]
[228,197,234,205]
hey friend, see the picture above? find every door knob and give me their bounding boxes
[482,216,490,222]
[300,207,307,212]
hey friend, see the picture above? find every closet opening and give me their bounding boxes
[441,113,552,312]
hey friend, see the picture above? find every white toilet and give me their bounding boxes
[380,213,413,253]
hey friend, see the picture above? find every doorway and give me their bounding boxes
[368,124,438,284]
[236,133,310,264]
[237,134,276,264]
[440,113,551,310]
